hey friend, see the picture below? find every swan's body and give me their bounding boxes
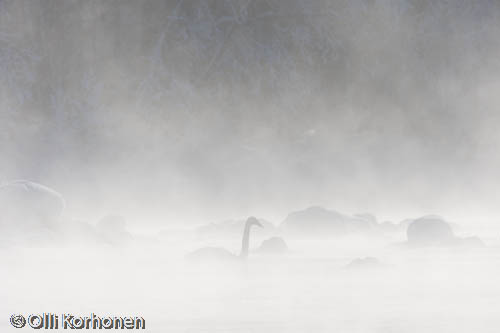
[187,217,263,262]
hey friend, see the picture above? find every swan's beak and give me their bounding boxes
[255,220,264,228]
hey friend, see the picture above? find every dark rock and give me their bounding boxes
[280,206,349,237]
[407,216,454,246]
[257,237,288,254]
[281,206,379,237]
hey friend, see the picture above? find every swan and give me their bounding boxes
[187,217,263,261]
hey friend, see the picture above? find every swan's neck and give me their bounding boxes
[239,222,253,259]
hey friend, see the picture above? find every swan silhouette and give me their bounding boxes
[187,217,263,261]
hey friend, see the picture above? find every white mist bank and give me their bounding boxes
[2,238,500,332]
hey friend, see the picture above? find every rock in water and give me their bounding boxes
[280,206,349,237]
[459,236,485,247]
[257,237,288,254]
[346,257,384,270]
[407,216,454,246]
[449,236,486,248]
[0,180,65,230]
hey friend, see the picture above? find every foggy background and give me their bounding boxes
[2,0,500,226]
[4,2,500,333]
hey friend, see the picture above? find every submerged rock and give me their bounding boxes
[345,257,384,269]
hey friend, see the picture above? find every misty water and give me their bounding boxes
[3,1,500,332]
[2,228,500,332]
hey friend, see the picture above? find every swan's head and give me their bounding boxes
[247,216,263,228]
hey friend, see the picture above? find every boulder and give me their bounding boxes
[407,216,454,246]
[280,206,349,237]
[257,237,288,254]
[281,206,376,237]
[0,180,65,231]
[448,236,486,248]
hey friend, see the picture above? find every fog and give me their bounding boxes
[2,1,500,332]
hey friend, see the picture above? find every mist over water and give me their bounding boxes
[2,1,500,332]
